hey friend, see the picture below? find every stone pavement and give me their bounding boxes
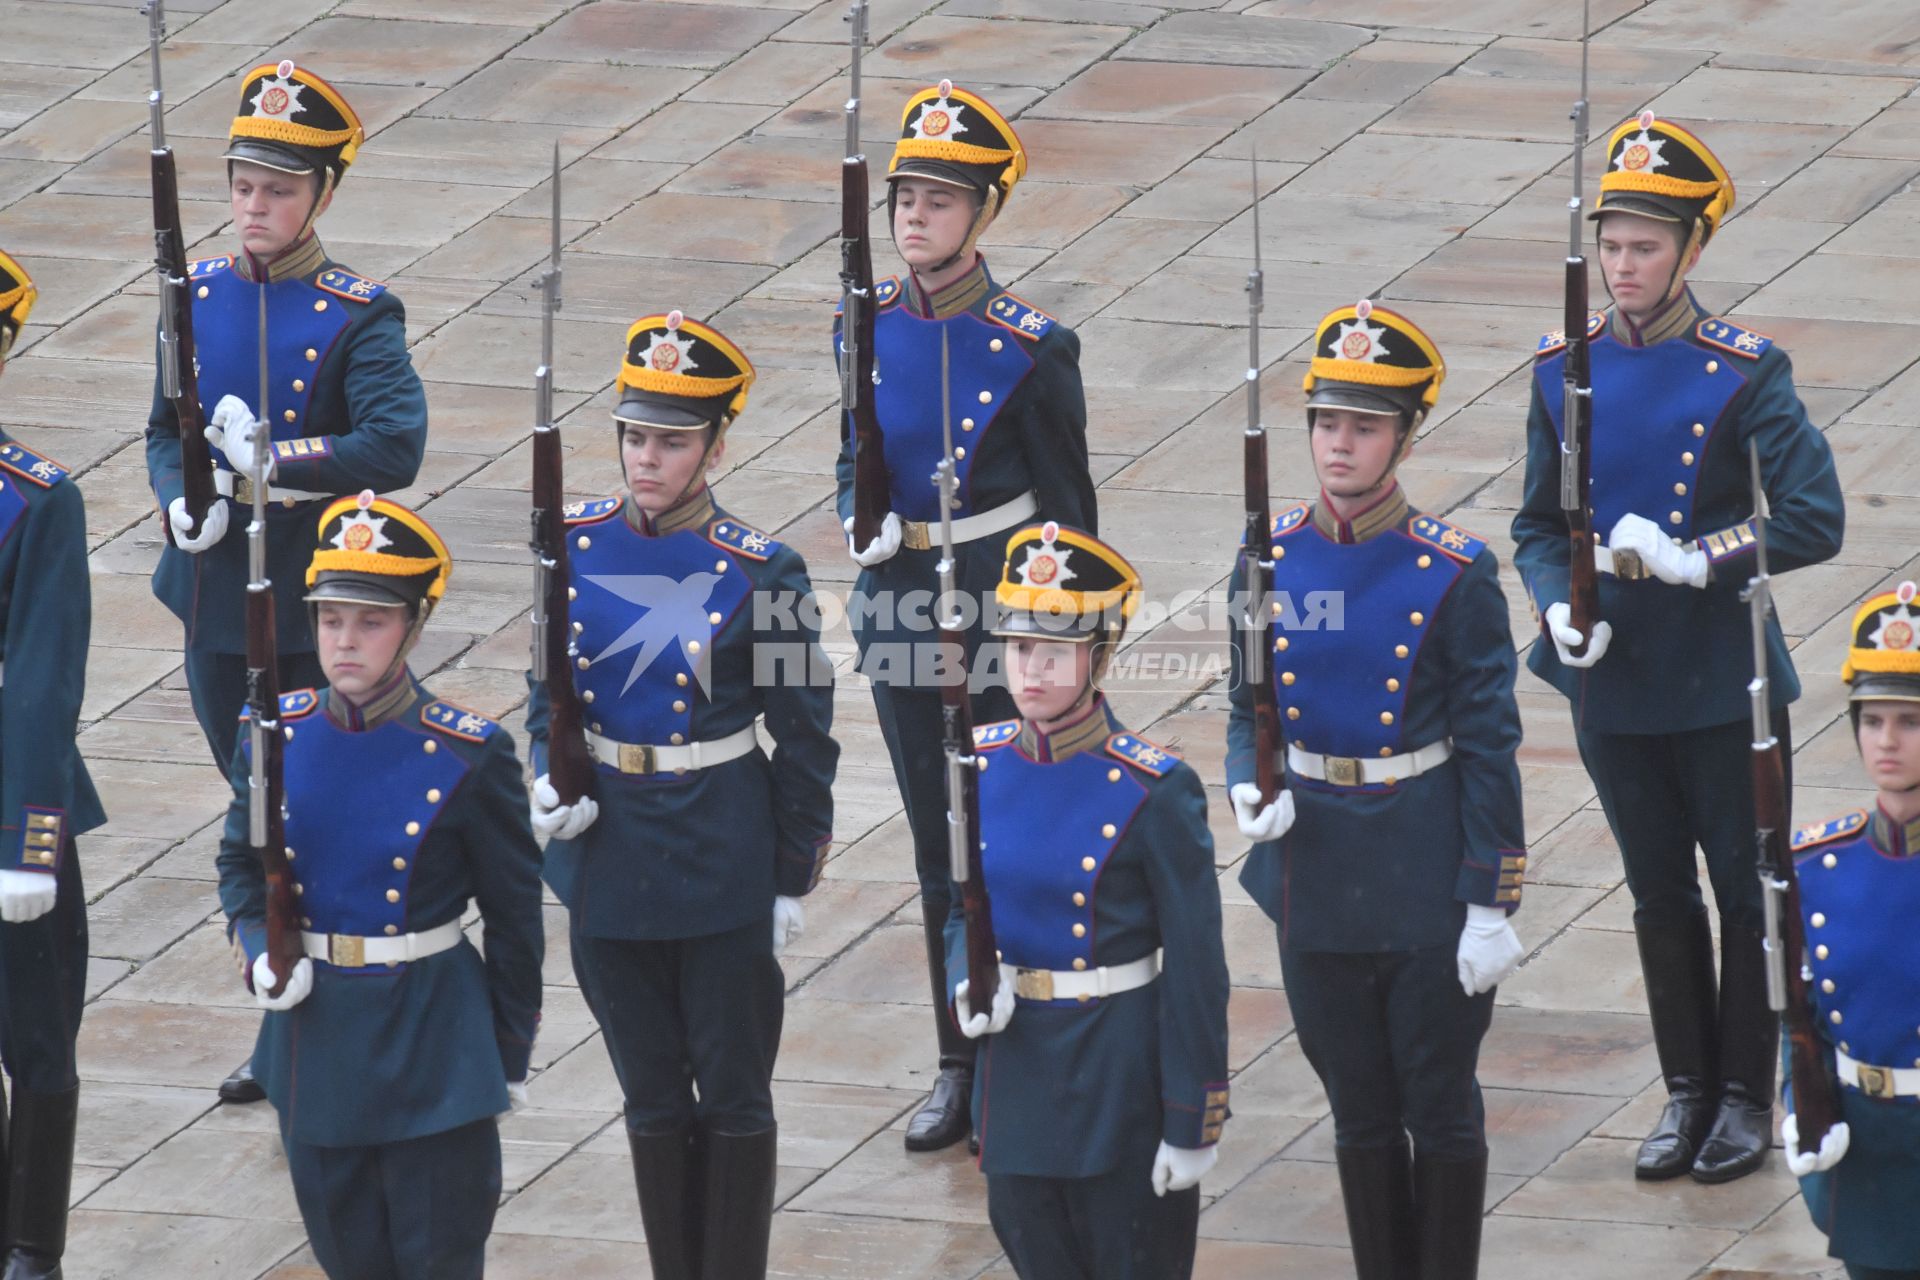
[3,0,1918,1275]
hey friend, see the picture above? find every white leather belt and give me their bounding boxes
[901,491,1037,552]
[302,919,463,968]
[1835,1047,1920,1099]
[1012,949,1161,1003]
[1288,739,1453,787]
[213,468,331,507]
[586,723,758,775]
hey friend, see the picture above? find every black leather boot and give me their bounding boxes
[1692,924,1777,1184]
[698,1127,777,1280]
[628,1126,701,1280]
[904,899,973,1153]
[217,1060,265,1105]
[3,1085,77,1280]
[1633,914,1719,1180]
[1414,1149,1488,1280]
[1334,1140,1417,1280]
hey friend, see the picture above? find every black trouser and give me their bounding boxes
[571,915,784,1136]
[1281,943,1494,1160]
[986,1127,1199,1280]
[185,648,328,771]
[281,1115,501,1280]
[0,846,85,1093]
[869,681,1015,903]
[1574,713,1791,932]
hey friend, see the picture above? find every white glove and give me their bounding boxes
[252,952,314,1011]
[1543,601,1611,668]
[772,895,805,956]
[1457,903,1524,996]
[844,513,903,567]
[1782,1113,1850,1177]
[955,962,1017,1039]
[207,394,275,482]
[0,869,57,924]
[530,774,598,841]
[1230,783,1295,842]
[168,495,230,552]
[1151,1141,1218,1197]
[1608,512,1708,589]
[505,1080,530,1114]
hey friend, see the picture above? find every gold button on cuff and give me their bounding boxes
[1101,823,1116,838]
[405,821,420,836]
[1082,856,1096,871]
[1380,711,1394,725]
[386,889,401,903]
[1417,554,1431,569]
[1410,611,1424,626]
[1287,707,1300,720]
[1395,644,1409,658]
[1811,912,1826,928]
[393,857,407,870]
[1072,923,1086,938]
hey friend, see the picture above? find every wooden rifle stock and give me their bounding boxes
[146,0,217,542]
[840,1,887,550]
[245,591,302,996]
[1563,257,1600,657]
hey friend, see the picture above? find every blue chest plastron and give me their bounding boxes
[1799,832,1920,1072]
[188,259,350,459]
[1536,335,1744,541]
[872,306,1033,522]
[280,713,471,957]
[566,517,751,750]
[978,743,1148,974]
[1267,526,1462,761]
[0,474,25,550]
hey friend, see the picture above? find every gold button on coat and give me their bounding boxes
[284,409,297,423]
[1072,958,1087,971]
[1072,924,1086,938]
[385,925,399,936]
[386,889,401,903]
[1081,856,1096,871]
[1281,672,1295,685]
[424,740,437,754]
[1380,711,1394,725]
[314,299,328,312]
[1073,892,1086,906]
[1108,768,1121,782]
[293,379,306,393]
[1417,555,1431,569]
[1395,644,1409,658]
[1811,912,1826,928]
[1101,823,1116,838]
[197,285,209,299]
[1287,707,1300,720]
[978,390,992,404]
[393,857,407,870]
[426,789,441,803]
[577,536,591,550]
[673,700,687,713]
[405,821,420,836]
[1816,944,1829,959]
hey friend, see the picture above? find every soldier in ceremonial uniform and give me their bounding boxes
[146,60,428,772]
[1228,304,1526,1280]
[146,60,428,1105]
[948,523,1228,1280]
[1781,583,1920,1280]
[527,314,836,1280]
[838,78,1096,1154]
[0,250,104,1280]
[1513,116,1843,1183]
[215,495,543,1280]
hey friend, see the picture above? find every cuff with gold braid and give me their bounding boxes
[899,491,1036,552]
[1835,1046,1920,1099]
[1012,948,1159,1005]
[585,722,758,776]
[302,918,462,969]
[1287,739,1452,788]
[13,806,64,871]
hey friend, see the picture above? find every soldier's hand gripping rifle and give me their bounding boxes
[839,0,888,550]
[1749,441,1842,1157]
[245,273,301,998]
[1240,154,1283,806]
[144,0,218,543]
[527,147,595,805]
[937,332,999,1019]
[1560,0,1601,657]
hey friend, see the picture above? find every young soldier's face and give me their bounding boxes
[1309,408,1403,500]
[1858,700,1920,794]
[1007,636,1093,724]
[620,423,721,515]
[315,601,409,701]
[1596,212,1694,316]
[892,178,977,272]
[230,161,325,259]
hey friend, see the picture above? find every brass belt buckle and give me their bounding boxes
[1013,968,1053,1001]
[901,520,931,552]
[618,742,657,775]
[330,934,365,968]
[1324,755,1361,787]
[1857,1063,1896,1099]
[232,475,255,506]
[1612,547,1647,580]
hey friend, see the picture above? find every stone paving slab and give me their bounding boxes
[2,0,1914,1274]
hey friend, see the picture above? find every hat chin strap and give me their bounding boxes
[920,186,999,278]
